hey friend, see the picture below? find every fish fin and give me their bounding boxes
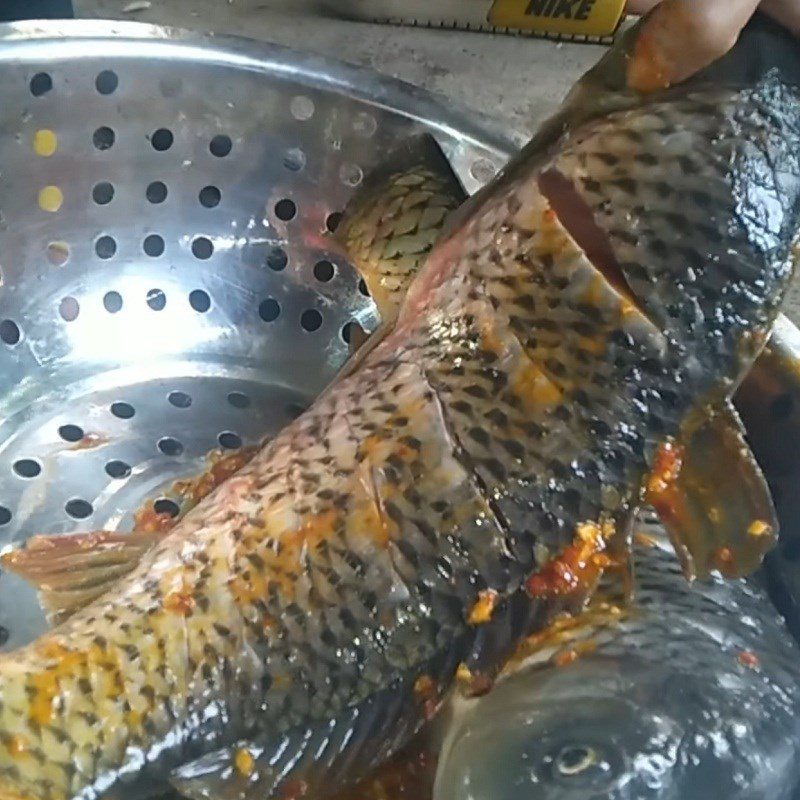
[333,132,467,326]
[734,314,800,478]
[0,530,160,624]
[169,679,429,800]
[648,402,778,581]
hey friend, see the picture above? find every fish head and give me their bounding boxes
[435,659,678,800]
[434,654,798,800]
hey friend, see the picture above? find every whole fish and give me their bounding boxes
[1,12,800,800]
[434,521,800,800]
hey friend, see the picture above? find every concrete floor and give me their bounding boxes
[74,0,602,136]
[72,0,800,323]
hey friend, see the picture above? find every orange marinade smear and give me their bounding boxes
[133,439,455,795]
[643,440,685,523]
[69,433,110,451]
[133,446,258,533]
[738,650,761,670]
[524,521,614,599]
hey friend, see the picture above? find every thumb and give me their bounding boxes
[627,0,760,92]
[625,0,661,12]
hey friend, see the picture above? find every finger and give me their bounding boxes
[625,0,662,14]
[627,0,760,92]
[762,0,800,36]
[627,0,800,33]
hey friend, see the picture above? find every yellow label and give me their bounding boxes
[489,0,626,37]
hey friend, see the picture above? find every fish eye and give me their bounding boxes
[545,741,617,788]
[555,745,598,776]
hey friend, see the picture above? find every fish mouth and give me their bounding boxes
[537,169,649,318]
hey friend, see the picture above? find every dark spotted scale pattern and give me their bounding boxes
[335,133,467,326]
[556,81,800,365]
[0,35,799,800]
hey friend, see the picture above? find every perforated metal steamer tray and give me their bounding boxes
[2,20,800,683]
[0,20,519,650]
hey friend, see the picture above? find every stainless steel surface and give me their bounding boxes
[75,0,800,326]
[0,19,516,649]
[75,0,607,139]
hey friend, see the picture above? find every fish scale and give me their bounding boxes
[411,183,664,556]
[340,168,461,323]
[557,84,799,350]
[227,364,485,700]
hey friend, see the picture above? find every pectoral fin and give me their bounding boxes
[0,530,161,624]
[646,402,778,580]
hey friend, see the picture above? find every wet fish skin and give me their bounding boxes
[322,134,468,387]
[434,525,800,800]
[1,15,800,800]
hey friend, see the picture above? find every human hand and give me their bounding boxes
[625,0,800,91]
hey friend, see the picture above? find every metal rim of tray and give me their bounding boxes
[0,18,526,156]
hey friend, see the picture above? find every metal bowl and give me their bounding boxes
[0,19,515,649]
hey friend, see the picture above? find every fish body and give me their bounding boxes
[1,12,800,800]
[334,133,467,328]
[434,521,800,800]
